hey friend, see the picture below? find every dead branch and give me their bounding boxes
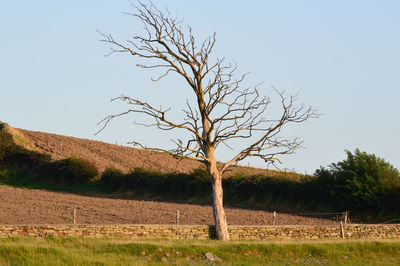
[98,1,318,171]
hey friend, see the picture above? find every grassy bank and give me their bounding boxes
[0,237,399,265]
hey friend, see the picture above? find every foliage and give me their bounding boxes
[100,167,211,200]
[223,173,316,209]
[0,130,51,171]
[100,167,125,191]
[96,167,320,210]
[4,146,52,170]
[0,130,16,162]
[41,158,99,186]
[95,149,400,213]
[0,129,98,186]
[314,149,400,211]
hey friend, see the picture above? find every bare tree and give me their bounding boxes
[97,1,318,240]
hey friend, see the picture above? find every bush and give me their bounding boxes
[0,128,51,171]
[100,167,125,191]
[222,172,315,208]
[0,129,98,186]
[3,146,52,170]
[98,167,212,199]
[314,149,400,210]
[0,130,16,162]
[42,157,99,186]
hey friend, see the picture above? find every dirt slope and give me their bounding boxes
[18,128,279,176]
[20,128,202,174]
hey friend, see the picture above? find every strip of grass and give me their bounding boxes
[0,237,399,265]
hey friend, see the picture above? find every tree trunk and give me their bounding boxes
[200,97,229,240]
[207,164,230,240]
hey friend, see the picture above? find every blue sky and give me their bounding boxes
[1,0,399,173]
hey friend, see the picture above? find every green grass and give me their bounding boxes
[0,237,399,265]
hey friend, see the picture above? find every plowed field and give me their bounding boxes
[0,185,334,225]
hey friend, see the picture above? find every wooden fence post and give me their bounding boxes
[340,221,345,239]
[272,211,276,225]
[73,209,77,225]
[342,211,350,225]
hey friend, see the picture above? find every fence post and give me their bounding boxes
[272,211,276,225]
[342,211,350,225]
[176,210,180,225]
[73,209,77,225]
[340,221,345,239]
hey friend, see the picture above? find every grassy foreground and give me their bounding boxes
[0,237,399,265]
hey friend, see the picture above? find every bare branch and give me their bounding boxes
[98,1,318,177]
[127,139,207,162]
[220,89,319,173]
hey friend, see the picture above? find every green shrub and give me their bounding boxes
[314,149,400,210]
[98,167,212,200]
[0,129,98,186]
[42,157,99,186]
[0,129,52,171]
[222,173,315,208]
[3,146,51,170]
[188,168,210,196]
[100,167,125,191]
[0,131,16,162]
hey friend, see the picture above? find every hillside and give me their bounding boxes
[0,122,339,226]
[2,122,397,219]
[14,126,283,177]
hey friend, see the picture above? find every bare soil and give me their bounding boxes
[0,185,335,226]
[19,128,288,177]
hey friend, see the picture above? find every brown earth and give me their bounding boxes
[18,128,289,177]
[0,185,336,226]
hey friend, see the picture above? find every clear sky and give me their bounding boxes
[1,0,399,173]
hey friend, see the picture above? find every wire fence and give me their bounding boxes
[59,209,400,226]
[350,215,400,224]
[258,211,351,226]
[273,211,400,225]
[64,209,355,226]
[5,207,399,226]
